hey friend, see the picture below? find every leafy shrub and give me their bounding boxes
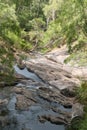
[76,82,87,104]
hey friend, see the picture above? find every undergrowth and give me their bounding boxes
[68,82,87,130]
[64,50,87,67]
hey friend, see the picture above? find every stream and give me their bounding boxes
[0,65,71,130]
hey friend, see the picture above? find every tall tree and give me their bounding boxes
[59,0,87,52]
[43,0,63,26]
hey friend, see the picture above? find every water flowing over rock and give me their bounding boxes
[23,46,85,126]
[25,51,80,91]
[0,46,85,129]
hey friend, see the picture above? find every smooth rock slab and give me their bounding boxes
[25,56,80,91]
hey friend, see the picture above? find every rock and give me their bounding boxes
[0,81,18,87]
[17,58,26,70]
[12,87,26,94]
[6,45,85,127]
[16,94,34,110]
[22,128,31,130]
[0,99,9,117]
[12,87,37,110]
[71,103,84,119]
[0,115,18,127]
[17,64,25,70]
[37,87,74,108]
[65,103,84,128]
[24,45,87,92]
[0,109,9,116]
[72,68,87,80]
[0,99,8,106]
[14,73,29,80]
[0,116,9,126]
[25,55,80,91]
[60,88,76,97]
[38,114,68,125]
[52,107,71,119]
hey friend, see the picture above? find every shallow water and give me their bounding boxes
[0,66,70,130]
[14,65,42,82]
[0,94,65,130]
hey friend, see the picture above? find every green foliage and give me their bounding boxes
[77,105,87,130]
[28,18,45,31]
[76,82,87,104]
[0,0,87,52]
[0,39,15,83]
[22,18,45,50]
[0,3,19,36]
[78,114,87,130]
[68,114,87,130]
[0,1,21,82]
[68,82,87,130]
[43,0,63,23]
[0,0,87,82]
[0,1,25,51]
[58,0,87,52]
[64,49,87,67]
[41,21,62,48]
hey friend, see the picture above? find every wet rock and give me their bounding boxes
[22,128,31,130]
[38,87,53,94]
[0,109,9,116]
[18,79,45,88]
[0,99,8,106]
[60,88,76,97]
[0,115,18,127]
[37,87,74,108]
[0,116,10,126]
[38,114,68,125]
[17,59,26,70]
[12,87,26,94]
[0,99,9,118]
[52,107,71,119]
[71,103,84,119]
[16,94,35,110]
[3,46,84,128]
[12,87,37,110]
[63,103,72,109]
[14,73,29,81]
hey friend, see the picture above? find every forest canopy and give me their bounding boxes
[0,0,87,51]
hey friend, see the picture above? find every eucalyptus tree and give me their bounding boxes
[58,0,87,52]
[12,0,48,30]
[42,0,87,52]
[43,0,63,26]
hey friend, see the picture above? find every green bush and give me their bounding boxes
[76,82,87,104]
[67,82,87,130]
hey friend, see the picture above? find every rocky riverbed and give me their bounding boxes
[0,46,86,130]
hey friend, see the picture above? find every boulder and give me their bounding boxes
[71,103,84,119]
